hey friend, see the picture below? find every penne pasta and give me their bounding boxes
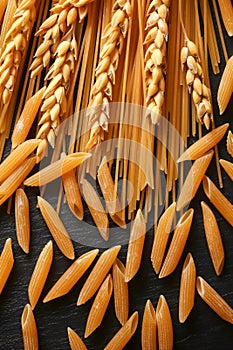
[226,130,233,157]
[43,249,99,303]
[178,253,196,323]
[21,304,39,350]
[201,201,225,276]
[202,176,233,226]
[104,311,139,350]
[62,169,84,220]
[141,300,157,350]
[217,0,233,36]
[177,150,214,211]
[77,245,121,306]
[151,202,176,274]
[217,56,233,114]
[85,274,113,338]
[220,159,233,181]
[0,0,8,24]
[156,295,173,350]
[28,241,53,310]
[125,209,146,282]
[177,123,229,162]
[112,259,129,325]
[67,327,87,350]
[159,209,194,279]
[0,238,14,294]
[15,188,30,254]
[196,276,233,324]
[37,196,75,260]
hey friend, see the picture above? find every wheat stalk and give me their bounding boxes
[144,0,170,124]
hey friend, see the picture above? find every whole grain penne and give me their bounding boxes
[85,274,113,338]
[24,152,91,187]
[218,0,233,36]
[15,188,30,254]
[151,202,176,274]
[196,276,233,324]
[67,327,87,350]
[201,202,225,276]
[62,169,84,220]
[43,249,99,303]
[177,150,214,211]
[220,159,233,181]
[0,238,14,294]
[159,209,194,279]
[217,56,233,114]
[141,300,157,350]
[178,253,196,323]
[104,311,139,350]
[112,259,129,325]
[37,196,75,260]
[125,209,146,282]
[202,176,233,226]
[77,245,121,306]
[156,295,173,350]
[177,123,229,162]
[227,130,233,157]
[28,241,53,310]
[21,304,39,350]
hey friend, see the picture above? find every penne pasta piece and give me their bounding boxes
[226,130,233,157]
[156,295,173,350]
[177,123,229,162]
[0,0,8,24]
[217,56,233,114]
[151,202,176,274]
[217,0,233,36]
[141,300,157,350]
[159,209,194,279]
[125,209,146,282]
[81,178,109,241]
[37,196,75,260]
[196,276,233,324]
[201,202,225,276]
[104,311,139,350]
[43,249,99,303]
[21,304,39,350]
[112,259,129,325]
[0,238,14,294]
[177,150,214,211]
[202,176,233,226]
[85,274,113,338]
[77,245,121,306]
[15,188,30,254]
[62,170,84,220]
[220,159,233,181]
[67,327,87,350]
[178,253,196,323]
[24,152,91,187]
[28,241,53,310]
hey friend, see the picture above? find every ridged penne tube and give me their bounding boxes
[141,300,157,350]
[201,202,225,276]
[177,150,214,211]
[112,259,129,325]
[156,295,173,350]
[196,276,233,324]
[77,245,121,306]
[218,0,233,36]
[220,159,233,181]
[67,327,87,350]
[24,152,91,186]
[37,196,75,260]
[202,176,233,226]
[0,156,36,206]
[15,188,30,254]
[151,202,176,274]
[12,87,46,148]
[125,209,146,282]
[178,253,196,323]
[159,209,194,279]
[217,56,233,114]
[177,123,229,162]
[0,139,40,183]
[85,274,113,338]
[104,311,139,350]
[21,304,39,350]
[28,241,53,310]
[227,130,233,157]
[81,179,109,241]
[0,238,14,294]
[62,170,84,220]
[43,249,99,303]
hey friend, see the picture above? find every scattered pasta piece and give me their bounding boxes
[15,188,30,254]
[0,238,14,294]
[67,327,87,350]
[141,299,157,350]
[21,304,39,350]
[156,295,173,350]
[112,259,129,325]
